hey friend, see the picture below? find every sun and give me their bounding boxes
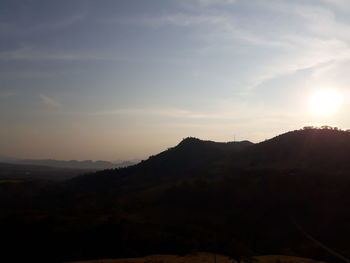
[309,89,343,116]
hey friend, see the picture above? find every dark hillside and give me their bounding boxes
[241,128,350,171]
[134,138,253,180]
[2,128,350,262]
[69,138,254,192]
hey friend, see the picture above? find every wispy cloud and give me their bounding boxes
[0,92,16,98]
[0,12,86,37]
[39,94,63,108]
[183,1,350,90]
[0,46,131,65]
[0,46,105,62]
[248,37,350,88]
[85,108,222,119]
[128,12,291,51]
[79,105,295,123]
[186,0,237,6]
[322,0,350,9]
[243,1,350,88]
[124,13,229,28]
[134,1,350,91]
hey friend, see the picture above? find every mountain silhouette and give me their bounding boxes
[0,157,137,170]
[241,127,350,171]
[72,127,350,191]
[2,127,350,263]
[69,137,254,190]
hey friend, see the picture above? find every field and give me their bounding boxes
[67,252,327,263]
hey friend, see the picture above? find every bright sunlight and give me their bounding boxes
[309,89,343,117]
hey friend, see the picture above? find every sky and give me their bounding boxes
[1,0,350,161]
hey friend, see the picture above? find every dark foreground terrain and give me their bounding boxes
[67,252,327,263]
[2,127,350,263]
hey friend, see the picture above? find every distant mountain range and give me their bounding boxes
[0,156,139,170]
[0,162,92,181]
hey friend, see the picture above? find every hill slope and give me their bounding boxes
[2,128,350,263]
[241,128,350,171]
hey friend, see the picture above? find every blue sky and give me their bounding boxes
[1,0,350,160]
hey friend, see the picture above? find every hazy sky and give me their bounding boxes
[2,0,350,161]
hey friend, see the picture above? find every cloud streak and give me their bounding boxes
[183,0,237,6]
[0,46,115,62]
[0,12,86,38]
[79,105,296,124]
[129,1,350,91]
[0,92,16,98]
[85,108,223,119]
[39,94,63,108]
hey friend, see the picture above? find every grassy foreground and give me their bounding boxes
[66,252,327,263]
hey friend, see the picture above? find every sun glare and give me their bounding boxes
[309,89,343,116]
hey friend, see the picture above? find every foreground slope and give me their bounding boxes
[67,252,327,263]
